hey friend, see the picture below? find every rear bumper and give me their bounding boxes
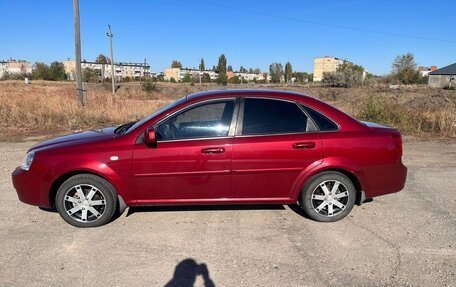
[12,167,50,207]
[364,161,407,198]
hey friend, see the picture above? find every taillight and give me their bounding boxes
[391,133,402,157]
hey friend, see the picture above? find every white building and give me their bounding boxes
[165,68,218,81]
[63,60,150,81]
[233,71,268,82]
[0,60,33,78]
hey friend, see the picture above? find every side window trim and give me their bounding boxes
[234,97,245,136]
[300,104,340,132]
[229,97,241,136]
[296,104,320,132]
[235,97,317,137]
[154,98,238,142]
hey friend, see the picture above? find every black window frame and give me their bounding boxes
[154,98,239,142]
[300,105,339,132]
[235,97,320,137]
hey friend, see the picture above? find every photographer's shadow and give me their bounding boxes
[164,258,215,287]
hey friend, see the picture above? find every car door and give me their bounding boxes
[132,98,237,202]
[231,98,324,199]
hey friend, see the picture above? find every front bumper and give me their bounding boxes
[12,167,50,207]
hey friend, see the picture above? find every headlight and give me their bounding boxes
[21,151,35,171]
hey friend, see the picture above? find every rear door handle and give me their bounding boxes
[292,142,316,149]
[201,147,225,154]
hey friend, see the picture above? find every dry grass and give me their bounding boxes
[0,80,455,140]
[0,81,172,138]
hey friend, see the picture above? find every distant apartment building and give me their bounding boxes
[165,67,218,81]
[313,56,345,82]
[418,66,437,77]
[0,60,32,78]
[229,71,267,82]
[165,67,269,82]
[63,60,150,81]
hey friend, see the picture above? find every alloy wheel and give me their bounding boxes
[63,184,106,223]
[311,180,349,217]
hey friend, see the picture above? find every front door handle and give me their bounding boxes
[293,142,316,149]
[201,147,225,154]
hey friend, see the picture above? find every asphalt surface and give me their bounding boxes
[0,138,455,287]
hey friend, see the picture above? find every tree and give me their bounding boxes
[227,65,233,72]
[33,62,51,80]
[49,61,66,81]
[95,54,109,79]
[322,61,365,87]
[269,62,283,83]
[171,60,182,68]
[95,54,109,64]
[33,62,66,81]
[253,68,261,74]
[182,73,193,83]
[228,75,240,84]
[154,74,164,82]
[82,67,98,82]
[391,53,422,84]
[217,54,227,85]
[239,66,247,73]
[284,62,293,83]
[292,72,312,83]
[201,73,211,83]
[199,58,205,71]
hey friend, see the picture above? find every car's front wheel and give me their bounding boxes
[300,171,356,222]
[55,174,117,227]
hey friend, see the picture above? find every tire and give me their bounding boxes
[55,174,118,227]
[300,171,356,222]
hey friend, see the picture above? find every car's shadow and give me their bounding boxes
[40,201,373,224]
[126,204,286,217]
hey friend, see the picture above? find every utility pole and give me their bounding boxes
[141,57,146,82]
[73,0,86,106]
[106,25,115,96]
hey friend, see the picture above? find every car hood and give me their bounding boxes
[29,127,117,152]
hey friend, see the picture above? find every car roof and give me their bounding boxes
[186,89,312,101]
[186,89,366,132]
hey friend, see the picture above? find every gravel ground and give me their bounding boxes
[0,138,455,287]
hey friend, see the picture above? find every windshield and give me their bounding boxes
[124,97,187,134]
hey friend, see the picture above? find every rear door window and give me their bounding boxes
[241,98,315,135]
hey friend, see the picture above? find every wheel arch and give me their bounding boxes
[291,164,367,205]
[48,170,113,208]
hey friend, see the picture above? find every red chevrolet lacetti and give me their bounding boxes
[12,89,407,227]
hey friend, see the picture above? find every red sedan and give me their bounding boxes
[12,89,407,227]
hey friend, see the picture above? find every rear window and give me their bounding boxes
[302,106,338,131]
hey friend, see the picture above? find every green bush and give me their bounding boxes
[358,96,456,137]
[358,96,401,125]
[142,79,156,93]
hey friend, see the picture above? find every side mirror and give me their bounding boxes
[144,127,157,146]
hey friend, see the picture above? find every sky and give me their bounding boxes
[0,0,455,75]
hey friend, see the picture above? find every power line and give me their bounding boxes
[194,0,456,44]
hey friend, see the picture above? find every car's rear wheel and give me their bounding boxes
[300,171,356,222]
[55,174,117,227]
